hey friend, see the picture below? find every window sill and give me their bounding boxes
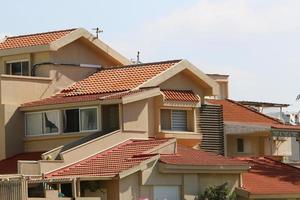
[158,130,202,139]
[24,131,98,141]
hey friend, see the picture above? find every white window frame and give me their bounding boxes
[25,110,60,137]
[6,59,30,76]
[63,106,100,134]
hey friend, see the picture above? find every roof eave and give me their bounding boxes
[0,45,50,57]
[158,162,250,173]
[20,98,122,112]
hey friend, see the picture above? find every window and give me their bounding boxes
[6,60,29,76]
[237,138,244,153]
[63,107,98,133]
[102,105,119,132]
[26,111,59,136]
[44,111,59,134]
[26,113,43,136]
[80,108,97,131]
[161,109,188,131]
[64,109,80,133]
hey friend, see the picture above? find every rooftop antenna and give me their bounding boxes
[137,51,141,64]
[92,27,103,39]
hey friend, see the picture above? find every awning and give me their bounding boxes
[225,123,270,135]
[271,130,300,137]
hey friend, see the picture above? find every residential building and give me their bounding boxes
[207,99,300,162]
[0,28,299,200]
[0,28,129,160]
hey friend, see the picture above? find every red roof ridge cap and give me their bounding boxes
[3,28,77,40]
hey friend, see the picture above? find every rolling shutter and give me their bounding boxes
[171,110,187,131]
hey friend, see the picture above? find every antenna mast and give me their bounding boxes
[92,27,103,38]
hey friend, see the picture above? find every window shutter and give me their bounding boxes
[171,110,187,131]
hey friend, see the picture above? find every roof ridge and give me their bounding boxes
[102,59,182,70]
[161,89,193,92]
[3,28,77,40]
[263,156,300,171]
[225,98,283,124]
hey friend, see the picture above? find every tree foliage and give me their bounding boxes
[198,182,236,200]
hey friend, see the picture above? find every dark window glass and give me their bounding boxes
[60,183,72,197]
[11,62,22,75]
[5,63,11,74]
[5,61,30,76]
[22,61,29,76]
[64,109,79,133]
[237,138,244,152]
[102,105,119,132]
[161,109,171,130]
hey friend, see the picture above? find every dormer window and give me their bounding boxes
[6,60,29,76]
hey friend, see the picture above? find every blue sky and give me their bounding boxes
[1,0,300,111]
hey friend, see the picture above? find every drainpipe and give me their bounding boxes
[31,62,101,76]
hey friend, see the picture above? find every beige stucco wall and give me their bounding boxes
[227,134,293,158]
[50,38,118,68]
[0,75,52,105]
[159,71,205,100]
[35,64,97,97]
[119,172,140,200]
[4,104,25,158]
[0,104,25,160]
[122,99,149,133]
[271,137,292,157]
[24,133,87,152]
[227,135,266,157]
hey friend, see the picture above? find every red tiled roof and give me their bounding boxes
[46,139,170,178]
[161,90,200,102]
[207,99,300,131]
[47,140,248,178]
[0,29,75,50]
[237,157,300,195]
[160,145,247,166]
[63,60,181,96]
[21,60,181,108]
[0,152,43,174]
